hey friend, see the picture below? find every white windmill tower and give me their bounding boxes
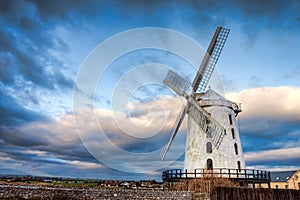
[161,27,245,172]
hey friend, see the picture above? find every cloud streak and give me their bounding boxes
[226,86,300,120]
[245,147,300,164]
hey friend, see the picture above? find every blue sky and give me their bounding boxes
[0,0,300,180]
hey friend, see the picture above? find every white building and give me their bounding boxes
[184,89,245,172]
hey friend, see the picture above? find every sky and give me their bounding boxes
[0,0,300,180]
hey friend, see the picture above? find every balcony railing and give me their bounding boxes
[162,168,271,184]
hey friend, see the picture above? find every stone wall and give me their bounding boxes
[0,185,193,200]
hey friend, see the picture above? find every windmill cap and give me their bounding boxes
[195,88,233,108]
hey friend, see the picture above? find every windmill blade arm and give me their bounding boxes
[188,97,223,129]
[192,27,230,93]
[188,98,226,149]
[161,105,187,160]
[163,70,191,98]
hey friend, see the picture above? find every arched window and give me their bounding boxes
[229,114,233,125]
[206,142,212,153]
[231,128,235,139]
[234,143,238,155]
[237,161,241,172]
[207,159,213,170]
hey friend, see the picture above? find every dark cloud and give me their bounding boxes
[0,27,73,89]
[19,16,38,30]
[0,121,97,169]
[0,0,73,89]
[1,0,298,90]
[0,0,75,131]
[240,117,300,153]
[25,0,104,22]
[116,0,299,36]
[247,158,300,166]
[0,89,47,126]
[0,126,48,147]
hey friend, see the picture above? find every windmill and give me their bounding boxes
[161,27,245,172]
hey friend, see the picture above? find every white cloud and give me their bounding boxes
[98,95,185,138]
[226,86,300,120]
[21,96,181,145]
[7,95,187,174]
[73,95,186,140]
[246,165,299,172]
[0,152,13,162]
[70,160,103,169]
[245,146,300,163]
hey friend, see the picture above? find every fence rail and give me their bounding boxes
[162,168,271,187]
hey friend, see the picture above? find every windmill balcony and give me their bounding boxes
[162,168,271,188]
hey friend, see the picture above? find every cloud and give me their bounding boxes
[245,146,300,166]
[0,0,74,91]
[0,0,76,128]
[225,86,300,152]
[75,95,186,151]
[1,83,299,177]
[0,95,187,176]
[0,87,47,126]
[226,86,300,120]
[25,0,103,21]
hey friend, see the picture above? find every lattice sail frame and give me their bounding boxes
[197,28,230,92]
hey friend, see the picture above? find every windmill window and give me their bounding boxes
[207,159,213,170]
[276,177,280,181]
[275,185,278,189]
[206,142,212,153]
[237,161,241,172]
[234,143,238,155]
[231,128,235,139]
[229,114,233,125]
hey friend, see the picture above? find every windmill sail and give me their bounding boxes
[161,105,187,160]
[161,27,230,160]
[188,98,226,148]
[191,27,230,93]
[197,28,230,92]
[163,70,191,98]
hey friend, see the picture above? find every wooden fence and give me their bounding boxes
[163,168,271,188]
[210,187,300,200]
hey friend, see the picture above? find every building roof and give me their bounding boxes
[196,89,232,107]
[270,171,297,182]
[200,89,227,101]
